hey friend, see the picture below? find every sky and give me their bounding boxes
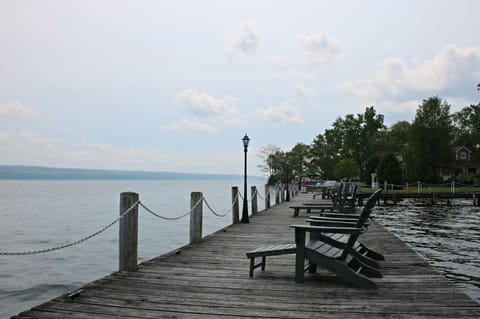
[1,0,480,176]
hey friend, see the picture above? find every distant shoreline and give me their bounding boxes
[0,165,249,181]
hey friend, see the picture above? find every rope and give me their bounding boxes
[139,198,202,220]
[202,195,236,217]
[0,200,140,256]
[0,189,258,256]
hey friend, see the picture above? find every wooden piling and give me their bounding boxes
[232,186,239,224]
[265,186,271,210]
[190,192,203,243]
[119,192,139,272]
[251,186,257,215]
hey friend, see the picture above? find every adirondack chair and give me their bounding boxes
[290,189,383,288]
[291,184,358,217]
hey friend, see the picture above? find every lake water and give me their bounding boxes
[373,198,480,303]
[1,181,479,318]
[0,179,267,319]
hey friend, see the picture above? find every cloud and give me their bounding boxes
[160,118,218,134]
[0,100,38,119]
[225,21,259,59]
[298,32,341,65]
[175,89,238,117]
[338,44,480,101]
[0,130,169,170]
[256,100,304,125]
[175,89,243,125]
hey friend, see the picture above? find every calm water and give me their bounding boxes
[374,198,480,303]
[1,182,479,318]
[0,180,267,319]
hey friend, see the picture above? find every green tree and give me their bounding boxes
[310,134,337,179]
[257,144,281,177]
[333,158,360,181]
[384,121,411,155]
[327,106,385,180]
[289,143,311,183]
[377,153,403,185]
[404,97,454,182]
[452,104,480,150]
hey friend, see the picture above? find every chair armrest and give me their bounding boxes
[308,216,359,223]
[306,218,357,228]
[290,224,363,234]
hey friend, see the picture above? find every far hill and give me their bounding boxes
[0,165,245,181]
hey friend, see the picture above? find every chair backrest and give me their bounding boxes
[340,189,382,260]
[330,182,345,205]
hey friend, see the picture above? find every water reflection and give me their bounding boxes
[374,199,480,302]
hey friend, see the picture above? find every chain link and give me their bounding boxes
[0,200,140,256]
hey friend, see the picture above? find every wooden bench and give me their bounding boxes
[246,243,296,277]
[290,205,339,217]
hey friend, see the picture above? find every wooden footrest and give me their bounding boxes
[246,243,296,277]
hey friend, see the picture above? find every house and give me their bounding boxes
[453,146,480,177]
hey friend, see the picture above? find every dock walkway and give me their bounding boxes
[14,194,480,318]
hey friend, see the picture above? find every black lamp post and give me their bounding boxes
[241,134,250,223]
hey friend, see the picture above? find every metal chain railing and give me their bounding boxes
[0,200,140,256]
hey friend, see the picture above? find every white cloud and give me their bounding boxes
[225,21,259,59]
[175,89,238,117]
[175,89,243,125]
[0,100,38,119]
[256,100,304,125]
[160,118,218,134]
[298,32,341,65]
[0,130,169,170]
[338,44,480,101]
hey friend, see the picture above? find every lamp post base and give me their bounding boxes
[241,200,249,223]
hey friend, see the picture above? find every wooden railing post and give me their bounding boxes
[232,186,239,224]
[275,186,280,205]
[251,186,258,215]
[265,185,271,210]
[281,184,285,202]
[119,192,139,272]
[190,192,203,243]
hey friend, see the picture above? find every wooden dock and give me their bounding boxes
[13,193,480,318]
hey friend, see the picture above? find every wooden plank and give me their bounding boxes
[12,193,480,319]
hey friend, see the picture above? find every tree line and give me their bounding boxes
[259,94,480,186]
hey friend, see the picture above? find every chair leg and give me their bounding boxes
[249,257,255,278]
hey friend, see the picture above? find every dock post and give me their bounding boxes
[119,192,139,272]
[190,192,203,243]
[251,186,258,215]
[232,187,239,224]
[275,186,280,205]
[265,186,271,210]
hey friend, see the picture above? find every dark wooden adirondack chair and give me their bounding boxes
[290,189,383,289]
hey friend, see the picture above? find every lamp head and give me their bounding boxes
[242,134,250,149]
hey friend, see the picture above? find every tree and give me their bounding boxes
[326,106,385,181]
[257,144,281,177]
[289,143,311,182]
[377,153,403,185]
[384,121,411,155]
[333,158,360,181]
[310,134,337,179]
[452,104,480,150]
[404,97,454,182]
